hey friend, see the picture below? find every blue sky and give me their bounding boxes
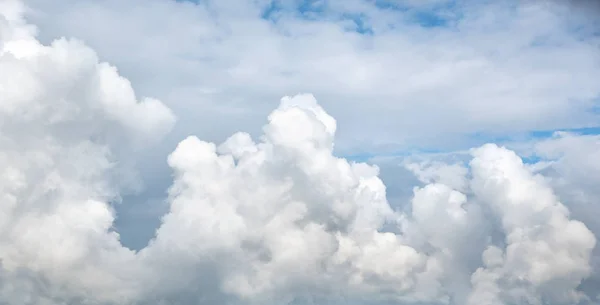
[3,0,600,304]
[28,0,600,155]
[261,0,457,32]
[35,0,597,253]
[21,0,600,256]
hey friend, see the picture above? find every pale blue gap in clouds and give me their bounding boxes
[342,127,600,164]
[260,0,457,34]
[373,0,460,28]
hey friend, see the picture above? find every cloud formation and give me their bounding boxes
[0,1,174,303]
[2,1,600,304]
[23,0,600,154]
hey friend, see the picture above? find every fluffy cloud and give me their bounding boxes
[467,144,595,305]
[2,1,600,304]
[139,94,596,305]
[0,1,174,303]
[22,0,600,255]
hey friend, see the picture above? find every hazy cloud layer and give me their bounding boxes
[2,0,600,304]
[23,0,600,153]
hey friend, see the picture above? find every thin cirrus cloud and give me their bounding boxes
[1,0,600,304]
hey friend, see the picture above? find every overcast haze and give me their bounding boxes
[1,0,600,304]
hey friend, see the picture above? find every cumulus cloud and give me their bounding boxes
[0,2,174,303]
[467,145,596,305]
[1,1,599,305]
[143,95,595,305]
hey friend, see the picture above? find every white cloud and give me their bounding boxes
[22,0,600,153]
[144,96,595,305]
[0,2,174,303]
[20,0,600,255]
[405,161,469,192]
[467,144,595,305]
[2,0,600,304]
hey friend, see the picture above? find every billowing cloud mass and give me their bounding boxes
[1,0,600,305]
[0,1,174,303]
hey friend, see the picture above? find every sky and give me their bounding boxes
[1,0,600,304]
